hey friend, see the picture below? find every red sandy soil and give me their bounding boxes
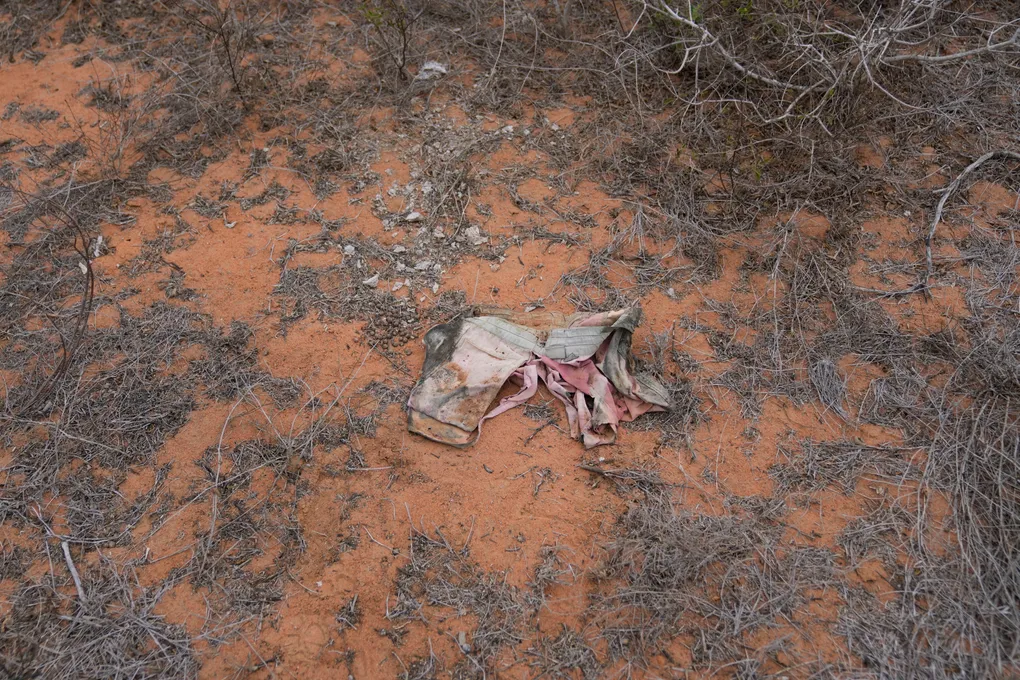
[1,10,1017,680]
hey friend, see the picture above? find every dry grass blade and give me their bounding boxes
[589,484,838,672]
[808,357,849,420]
[526,626,602,679]
[0,561,198,679]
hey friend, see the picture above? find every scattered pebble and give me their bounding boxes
[465,226,488,245]
[360,302,420,348]
[362,273,379,288]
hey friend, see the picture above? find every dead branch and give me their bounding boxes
[923,150,1020,289]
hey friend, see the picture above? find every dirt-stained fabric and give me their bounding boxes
[407,307,670,448]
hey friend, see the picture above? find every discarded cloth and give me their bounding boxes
[407,307,670,448]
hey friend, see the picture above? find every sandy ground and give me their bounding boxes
[2,4,1019,679]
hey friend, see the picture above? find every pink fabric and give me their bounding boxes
[476,354,663,447]
[407,307,670,449]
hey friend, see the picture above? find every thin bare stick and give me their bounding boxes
[61,541,86,601]
[363,525,396,553]
[650,1,811,93]
[923,150,1020,288]
[886,27,1020,64]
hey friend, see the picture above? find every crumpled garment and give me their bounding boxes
[407,307,670,448]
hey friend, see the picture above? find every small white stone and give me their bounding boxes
[392,244,406,253]
[415,61,448,81]
[343,244,356,255]
[404,211,423,222]
[362,273,379,288]
[414,260,432,271]
[501,125,514,134]
[432,282,440,293]
[464,226,488,246]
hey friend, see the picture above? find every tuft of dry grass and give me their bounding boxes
[387,525,527,677]
[0,562,198,680]
[589,481,839,673]
[526,626,602,680]
[770,440,915,496]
